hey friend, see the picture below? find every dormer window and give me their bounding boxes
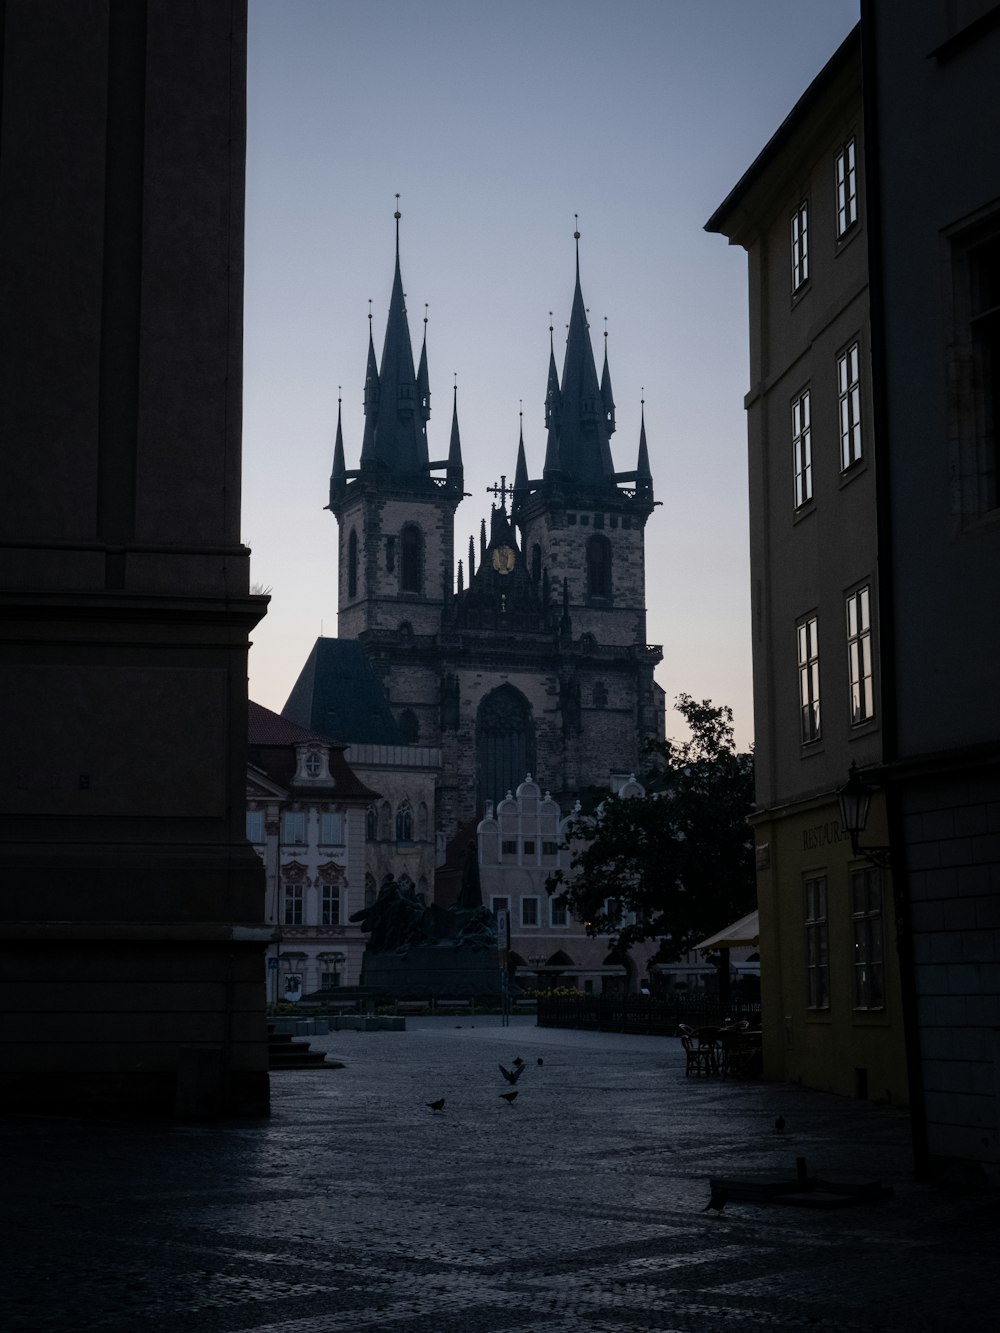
[304,752,322,778]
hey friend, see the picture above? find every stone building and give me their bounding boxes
[247,702,376,995]
[478,774,661,994]
[706,26,909,1108]
[0,1,269,1117]
[285,220,664,859]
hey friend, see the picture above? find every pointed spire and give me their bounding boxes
[480,517,487,568]
[360,201,430,481]
[557,225,615,483]
[457,559,464,594]
[601,319,616,437]
[447,378,464,490]
[417,304,430,422]
[330,390,346,506]
[636,392,652,492]
[513,406,529,511]
[468,534,475,578]
[360,307,380,465]
[544,314,561,432]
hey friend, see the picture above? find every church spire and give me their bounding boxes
[329,390,346,506]
[555,223,615,485]
[636,394,652,494]
[447,381,464,490]
[417,305,431,423]
[601,320,616,437]
[512,408,529,513]
[359,200,430,482]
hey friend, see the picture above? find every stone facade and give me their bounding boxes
[247,703,376,994]
[479,775,661,993]
[305,227,664,854]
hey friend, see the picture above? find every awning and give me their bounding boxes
[694,909,759,951]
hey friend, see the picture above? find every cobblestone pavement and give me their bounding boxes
[2,1018,995,1332]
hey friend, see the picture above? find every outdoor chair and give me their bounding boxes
[681,1034,715,1077]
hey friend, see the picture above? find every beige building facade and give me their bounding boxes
[707,27,908,1105]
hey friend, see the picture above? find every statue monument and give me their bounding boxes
[350,845,500,999]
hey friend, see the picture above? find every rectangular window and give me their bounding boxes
[319,811,344,845]
[846,586,874,724]
[321,885,340,926]
[851,868,884,1009]
[320,971,341,989]
[550,898,568,927]
[491,896,510,916]
[501,839,517,856]
[521,897,539,927]
[283,884,303,925]
[246,810,264,843]
[281,810,306,845]
[791,202,809,290]
[835,138,858,236]
[542,840,559,857]
[838,342,863,469]
[522,840,536,856]
[797,616,821,743]
[792,389,812,507]
[805,876,829,1009]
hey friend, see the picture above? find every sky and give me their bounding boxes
[243,0,861,752]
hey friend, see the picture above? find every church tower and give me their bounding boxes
[297,219,663,843]
[328,207,464,655]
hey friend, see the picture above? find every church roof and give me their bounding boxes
[282,638,403,745]
[553,248,617,484]
[249,699,379,800]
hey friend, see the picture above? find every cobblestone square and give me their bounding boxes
[2,1019,994,1331]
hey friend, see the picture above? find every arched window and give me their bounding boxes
[396,800,413,842]
[476,684,536,815]
[364,873,377,909]
[593,681,608,708]
[399,709,419,743]
[586,534,612,599]
[400,524,423,593]
[366,804,377,841]
[417,801,429,841]
[348,529,358,599]
[378,800,391,840]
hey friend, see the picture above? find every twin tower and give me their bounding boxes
[323,219,664,840]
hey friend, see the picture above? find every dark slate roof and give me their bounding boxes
[281,638,403,745]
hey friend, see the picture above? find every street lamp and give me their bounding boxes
[837,763,891,868]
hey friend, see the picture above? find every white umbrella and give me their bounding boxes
[694,909,759,951]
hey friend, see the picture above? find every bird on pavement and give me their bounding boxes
[512,1057,525,1067]
[537,1058,544,1066]
[774,1115,786,1133]
[426,1098,445,1112]
[499,1091,519,1104]
[703,1188,728,1214]
[499,1062,524,1084]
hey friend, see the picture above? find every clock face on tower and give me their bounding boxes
[491,545,515,575]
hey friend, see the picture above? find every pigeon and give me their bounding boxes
[426,1098,445,1112]
[536,1058,544,1066]
[703,1188,728,1213]
[774,1115,786,1134]
[499,1090,519,1103]
[512,1057,525,1068]
[499,1062,524,1084]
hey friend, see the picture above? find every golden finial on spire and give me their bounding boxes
[394,192,401,222]
[573,212,580,242]
[368,298,372,325]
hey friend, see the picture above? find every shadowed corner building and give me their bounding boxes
[0,2,271,1116]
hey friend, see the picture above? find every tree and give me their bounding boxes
[546,695,754,964]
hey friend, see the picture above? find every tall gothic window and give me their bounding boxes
[399,709,419,743]
[586,534,612,599]
[347,529,358,599]
[476,684,536,814]
[400,524,423,593]
[396,800,413,842]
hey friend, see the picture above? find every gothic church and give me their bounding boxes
[283,219,664,846]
